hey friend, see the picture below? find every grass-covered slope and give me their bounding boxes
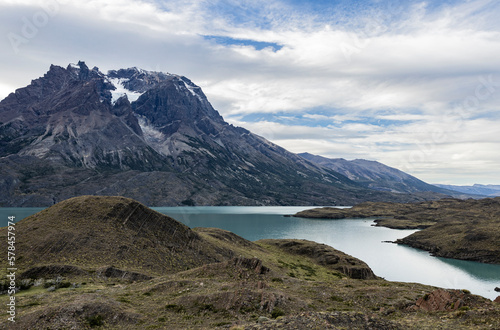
[395,199,500,264]
[0,196,234,276]
[295,198,500,264]
[0,196,499,329]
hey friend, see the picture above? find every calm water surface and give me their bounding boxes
[2,206,499,300]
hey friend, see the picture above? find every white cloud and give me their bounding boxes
[229,113,500,184]
[1,0,500,184]
[0,83,14,100]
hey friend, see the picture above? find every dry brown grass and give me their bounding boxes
[0,196,498,329]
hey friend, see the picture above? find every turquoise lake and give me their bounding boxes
[2,205,499,300]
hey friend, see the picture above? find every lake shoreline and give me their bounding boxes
[2,204,500,300]
[1,196,499,329]
[294,198,500,265]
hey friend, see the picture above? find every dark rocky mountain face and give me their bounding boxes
[0,62,445,206]
[0,62,164,171]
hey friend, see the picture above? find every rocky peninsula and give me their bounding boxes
[294,198,500,264]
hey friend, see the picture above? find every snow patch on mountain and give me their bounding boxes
[109,78,144,104]
[183,81,199,98]
[177,77,203,102]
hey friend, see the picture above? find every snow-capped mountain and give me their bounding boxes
[0,61,447,206]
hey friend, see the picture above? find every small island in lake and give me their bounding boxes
[294,197,500,265]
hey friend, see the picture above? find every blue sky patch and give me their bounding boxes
[203,35,283,51]
[230,109,416,129]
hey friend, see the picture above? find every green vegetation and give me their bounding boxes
[86,314,104,327]
[271,308,285,318]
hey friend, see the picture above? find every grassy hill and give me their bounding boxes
[0,196,235,275]
[0,196,498,329]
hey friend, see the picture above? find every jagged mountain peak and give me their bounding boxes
[53,61,206,107]
[103,66,209,115]
[0,62,169,170]
[107,67,174,94]
[0,62,448,206]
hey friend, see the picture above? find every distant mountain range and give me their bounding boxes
[433,184,500,197]
[0,61,452,206]
[298,153,456,195]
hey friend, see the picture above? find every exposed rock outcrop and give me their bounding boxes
[409,289,486,312]
[232,257,269,275]
[258,239,376,280]
[412,289,466,311]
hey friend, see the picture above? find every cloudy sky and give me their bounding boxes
[1,0,500,185]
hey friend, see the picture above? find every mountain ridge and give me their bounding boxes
[434,183,500,197]
[0,61,448,206]
[298,152,470,197]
